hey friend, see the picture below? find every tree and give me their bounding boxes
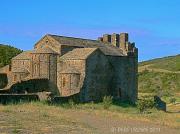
[0,44,22,67]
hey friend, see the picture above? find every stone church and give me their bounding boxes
[0,33,138,103]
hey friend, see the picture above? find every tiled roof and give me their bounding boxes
[12,68,29,73]
[60,48,98,60]
[0,65,10,73]
[12,51,32,60]
[60,66,80,74]
[31,47,58,54]
[48,34,125,56]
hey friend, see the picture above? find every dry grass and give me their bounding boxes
[0,101,179,134]
[0,102,96,134]
[90,106,180,129]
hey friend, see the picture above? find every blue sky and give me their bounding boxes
[0,0,180,61]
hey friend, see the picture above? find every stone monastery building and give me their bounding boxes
[0,33,138,103]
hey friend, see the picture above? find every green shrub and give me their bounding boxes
[102,96,113,109]
[157,90,173,97]
[0,44,22,67]
[137,97,155,113]
[68,99,75,108]
[169,97,176,104]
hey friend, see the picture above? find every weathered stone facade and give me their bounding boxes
[0,33,138,103]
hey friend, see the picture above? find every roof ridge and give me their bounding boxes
[35,34,125,56]
[32,46,58,54]
[48,34,99,42]
[12,50,32,60]
[60,47,99,60]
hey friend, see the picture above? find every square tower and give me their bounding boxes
[111,33,119,47]
[103,34,111,43]
[120,33,129,51]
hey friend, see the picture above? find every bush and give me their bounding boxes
[0,44,22,67]
[137,97,155,113]
[102,96,113,109]
[169,97,176,104]
[68,99,75,108]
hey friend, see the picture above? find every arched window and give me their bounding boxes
[62,77,66,87]
[61,75,71,89]
[14,74,17,81]
[34,64,39,76]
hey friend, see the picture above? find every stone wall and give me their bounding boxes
[57,59,85,96]
[80,50,113,102]
[49,55,57,83]
[61,45,82,56]
[111,33,119,47]
[12,72,29,82]
[39,54,49,78]
[31,53,58,95]
[48,54,58,95]
[12,59,31,73]
[10,79,49,94]
[34,35,61,54]
[32,53,50,79]
[107,55,138,103]
[0,94,39,104]
[119,33,128,51]
[98,33,137,55]
[103,34,111,43]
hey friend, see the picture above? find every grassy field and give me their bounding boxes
[137,54,180,134]
[139,55,180,72]
[138,71,180,93]
[138,54,180,95]
[0,101,179,134]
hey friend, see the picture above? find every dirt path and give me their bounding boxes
[66,109,180,134]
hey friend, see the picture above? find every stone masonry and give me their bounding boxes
[0,33,138,103]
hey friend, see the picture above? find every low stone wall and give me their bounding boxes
[0,94,39,104]
[52,93,80,103]
[154,96,166,111]
[0,73,8,89]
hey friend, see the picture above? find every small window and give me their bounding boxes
[34,64,38,76]
[62,77,66,87]
[14,75,17,81]
[9,64,12,71]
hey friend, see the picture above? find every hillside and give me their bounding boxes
[0,44,22,68]
[138,55,180,94]
[139,55,180,72]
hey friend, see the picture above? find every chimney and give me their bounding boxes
[111,33,119,47]
[119,33,129,51]
[103,34,111,43]
[98,37,103,42]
